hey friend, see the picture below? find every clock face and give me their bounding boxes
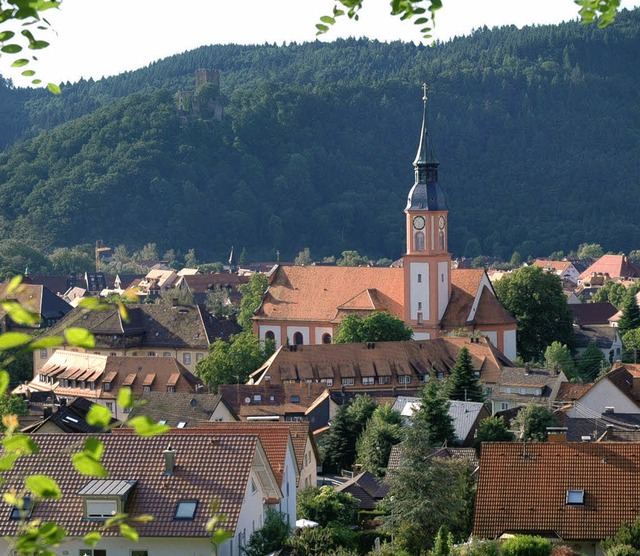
[413,216,426,230]
[438,215,446,230]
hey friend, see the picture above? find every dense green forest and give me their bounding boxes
[1,9,640,262]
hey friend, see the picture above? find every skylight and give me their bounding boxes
[566,489,585,505]
[177,421,187,428]
[9,496,33,520]
[174,499,198,520]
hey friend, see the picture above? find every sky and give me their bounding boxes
[2,0,640,88]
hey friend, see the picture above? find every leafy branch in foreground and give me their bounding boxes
[316,0,622,39]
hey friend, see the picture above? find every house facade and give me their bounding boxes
[252,87,517,360]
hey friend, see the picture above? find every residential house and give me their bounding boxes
[248,337,513,396]
[20,396,118,434]
[532,259,580,285]
[386,443,478,473]
[158,423,299,525]
[252,91,518,360]
[569,302,618,326]
[392,397,489,447]
[335,471,389,511]
[579,254,640,283]
[24,350,203,419]
[574,325,623,363]
[0,433,281,556]
[179,273,249,305]
[0,282,72,330]
[474,442,640,555]
[490,367,567,415]
[127,392,239,427]
[33,302,241,375]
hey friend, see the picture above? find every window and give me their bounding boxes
[265,330,276,341]
[80,381,86,389]
[418,301,422,309]
[417,312,423,325]
[183,353,192,365]
[362,377,375,385]
[501,402,509,410]
[167,386,175,393]
[415,231,425,251]
[341,377,355,386]
[519,387,526,395]
[131,551,149,556]
[143,386,151,393]
[417,273,422,283]
[105,402,114,413]
[254,394,262,402]
[251,478,257,494]
[196,353,204,362]
[148,351,156,357]
[378,376,391,385]
[293,332,303,345]
[326,378,333,387]
[40,349,47,359]
[177,421,187,428]
[163,352,171,357]
[86,499,117,519]
[79,550,107,556]
[110,352,117,356]
[566,490,585,505]
[175,499,198,520]
[103,382,111,392]
[290,395,300,403]
[322,333,332,344]
[9,496,33,520]
[398,375,412,384]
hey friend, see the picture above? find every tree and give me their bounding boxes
[474,416,515,453]
[576,341,605,381]
[335,312,413,343]
[618,296,640,335]
[195,331,274,392]
[356,404,403,476]
[0,240,50,278]
[237,273,268,331]
[133,242,159,261]
[602,516,640,553]
[513,403,556,442]
[591,281,630,308]
[494,266,574,361]
[446,347,483,402]
[158,287,194,306]
[184,248,198,268]
[544,341,576,380]
[294,247,314,266]
[501,535,553,556]
[577,242,605,260]
[336,250,371,267]
[205,286,238,319]
[623,329,640,363]
[0,394,27,431]
[243,509,290,556]
[431,525,454,556]
[48,246,94,274]
[297,486,359,527]
[413,379,456,446]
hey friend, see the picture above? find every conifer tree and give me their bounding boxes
[618,295,640,335]
[414,379,456,446]
[446,347,484,402]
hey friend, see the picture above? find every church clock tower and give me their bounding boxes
[403,84,451,339]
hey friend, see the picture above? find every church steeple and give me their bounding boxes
[406,83,447,211]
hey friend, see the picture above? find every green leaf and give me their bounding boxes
[31,78,42,84]
[64,327,95,348]
[0,370,9,398]
[82,437,104,460]
[120,523,139,542]
[117,301,130,323]
[72,453,108,477]
[5,275,22,295]
[77,297,107,310]
[86,404,111,429]
[29,40,49,49]
[1,301,40,326]
[316,23,329,33]
[25,475,61,499]
[211,529,233,546]
[127,416,170,437]
[0,332,32,349]
[3,434,38,456]
[133,514,154,522]
[1,44,22,53]
[21,69,35,76]
[3,492,18,507]
[0,30,15,41]
[117,387,134,410]
[0,453,18,471]
[83,532,101,547]
[320,15,335,24]
[29,336,64,349]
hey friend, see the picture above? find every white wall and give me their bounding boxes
[286,326,310,346]
[438,261,449,319]
[410,262,429,321]
[503,329,517,361]
[314,327,333,345]
[567,379,640,418]
[259,325,282,348]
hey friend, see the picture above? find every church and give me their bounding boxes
[252,86,518,361]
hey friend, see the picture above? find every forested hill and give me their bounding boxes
[1,9,640,263]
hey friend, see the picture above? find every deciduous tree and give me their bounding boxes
[356,404,403,476]
[544,341,576,379]
[474,415,514,453]
[513,403,556,442]
[335,312,413,344]
[237,273,269,331]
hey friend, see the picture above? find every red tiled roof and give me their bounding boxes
[579,255,640,281]
[0,433,262,538]
[474,442,640,541]
[532,260,574,273]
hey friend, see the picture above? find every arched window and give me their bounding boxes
[293,332,304,345]
[322,333,332,344]
[415,232,425,251]
[439,230,445,250]
[265,330,275,342]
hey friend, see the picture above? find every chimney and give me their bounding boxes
[163,445,176,475]
[547,427,568,443]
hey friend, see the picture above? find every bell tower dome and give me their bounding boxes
[403,84,451,338]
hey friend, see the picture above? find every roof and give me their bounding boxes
[0,282,72,327]
[474,442,640,540]
[387,442,479,471]
[22,396,117,434]
[556,382,593,403]
[493,367,565,403]
[42,303,241,349]
[127,392,238,426]
[250,337,512,390]
[532,260,575,274]
[573,325,619,350]
[335,471,389,510]
[0,433,274,538]
[29,350,202,399]
[569,303,618,326]
[579,255,640,281]
[255,265,515,329]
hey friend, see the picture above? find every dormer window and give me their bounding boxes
[78,479,136,521]
[566,490,585,505]
[9,496,33,520]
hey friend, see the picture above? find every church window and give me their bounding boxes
[418,302,422,309]
[322,333,332,344]
[293,332,303,345]
[415,232,425,251]
[417,274,422,283]
[417,312,423,325]
[265,330,275,342]
[439,231,445,250]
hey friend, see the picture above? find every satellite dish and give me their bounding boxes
[244,397,251,404]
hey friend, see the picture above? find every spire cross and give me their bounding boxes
[422,82,428,103]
